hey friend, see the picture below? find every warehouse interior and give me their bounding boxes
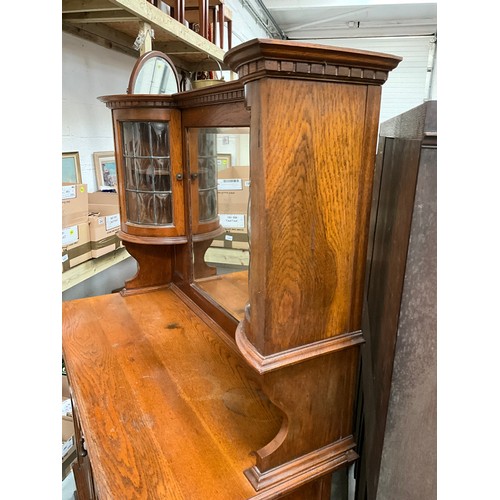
[5,2,499,500]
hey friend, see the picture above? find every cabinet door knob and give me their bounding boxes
[175,173,183,181]
[190,173,198,180]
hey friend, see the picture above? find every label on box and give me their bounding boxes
[105,214,120,231]
[62,185,76,200]
[62,398,72,416]
[225,234,234,241]
[62,254,69,263]
[62,225,79,246]
[219,214,245,229]
[218,179,243,191]
[62,436,74,457]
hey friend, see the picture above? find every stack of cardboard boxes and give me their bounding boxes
[62,184,122,272]
[62,374,76,479]
[212,166,250,251]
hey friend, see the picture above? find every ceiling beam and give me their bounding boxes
[62,0,120,13]
[107,0,225,62]
[63,11,137,23]
[62,21,137,57]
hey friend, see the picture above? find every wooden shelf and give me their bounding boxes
[62,247,131,292]
[196,270,248,321]
[205,247,250,267]
[62,0,227,72]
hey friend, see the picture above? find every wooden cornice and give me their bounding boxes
[224,38,402,86]
[98,80,245,109]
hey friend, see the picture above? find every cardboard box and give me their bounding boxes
[217,166,250,234]
[62,183,88,227]
[62,374,70,400]
[88,191,120,209]
[211,230,250,250]
[88,192,122,258]
[62,221,92,271]
[62,374,76,478]
[62,416,75,458]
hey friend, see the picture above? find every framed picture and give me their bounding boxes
[216,154,231,170]
[93,151,117,191]
[62,152,82,184]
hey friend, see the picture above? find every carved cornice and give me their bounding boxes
[245,437,358,496]
[236,320,364,374]
[175,80,245,108]
[224,38,402,86]
[99,81,245,110]
[98,94,177,109]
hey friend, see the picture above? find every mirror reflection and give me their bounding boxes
[132,56,179,94]
[190,127,250,321]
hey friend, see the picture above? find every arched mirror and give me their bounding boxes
[127,51,180,95]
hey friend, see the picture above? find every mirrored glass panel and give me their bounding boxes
[132,56,179,94]
[190,127,251,321]
[121,121,173,225]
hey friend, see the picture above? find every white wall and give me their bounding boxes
[302,36,437,123]
[225,0,269,47]
[62,6,266,190]
[62,32,136,192]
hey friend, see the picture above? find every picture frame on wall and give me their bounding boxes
[93,151,117,191]
[62,152,82,184]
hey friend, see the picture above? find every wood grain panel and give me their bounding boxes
[247,78,369,354]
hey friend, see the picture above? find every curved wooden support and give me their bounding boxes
[193,238,218,279]
[236,318,361,492]
[121,240,174,295]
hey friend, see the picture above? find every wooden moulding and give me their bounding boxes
[236,311,364,374]
[224,38,402,86]
[246,438,358,496]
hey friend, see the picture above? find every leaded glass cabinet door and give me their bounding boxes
[112,107,185,239]
[187,127,221,235]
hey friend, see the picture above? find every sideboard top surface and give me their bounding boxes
[62,287,282,499]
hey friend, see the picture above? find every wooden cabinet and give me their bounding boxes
[62,39,400,499]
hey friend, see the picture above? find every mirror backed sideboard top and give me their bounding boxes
[62,38,401,500]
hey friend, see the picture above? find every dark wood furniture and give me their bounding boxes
[354,100,437,499]
[62,39,400,499]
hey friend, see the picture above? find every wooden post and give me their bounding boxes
[139,21,153,55]
[224,39,401,494]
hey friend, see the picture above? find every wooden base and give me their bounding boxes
[245,439,357,495]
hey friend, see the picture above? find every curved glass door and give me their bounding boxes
[197,129,218,223]
[121,120,173,226]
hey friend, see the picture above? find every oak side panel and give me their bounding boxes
[247,78,371,354]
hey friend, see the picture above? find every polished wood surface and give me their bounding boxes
[63,287,281,499]
[196,270,248,320]
[64,39,401,499]
[230,39,400,488]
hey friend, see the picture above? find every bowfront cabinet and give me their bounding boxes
[62,39,400,499]
[112,105,185,239]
